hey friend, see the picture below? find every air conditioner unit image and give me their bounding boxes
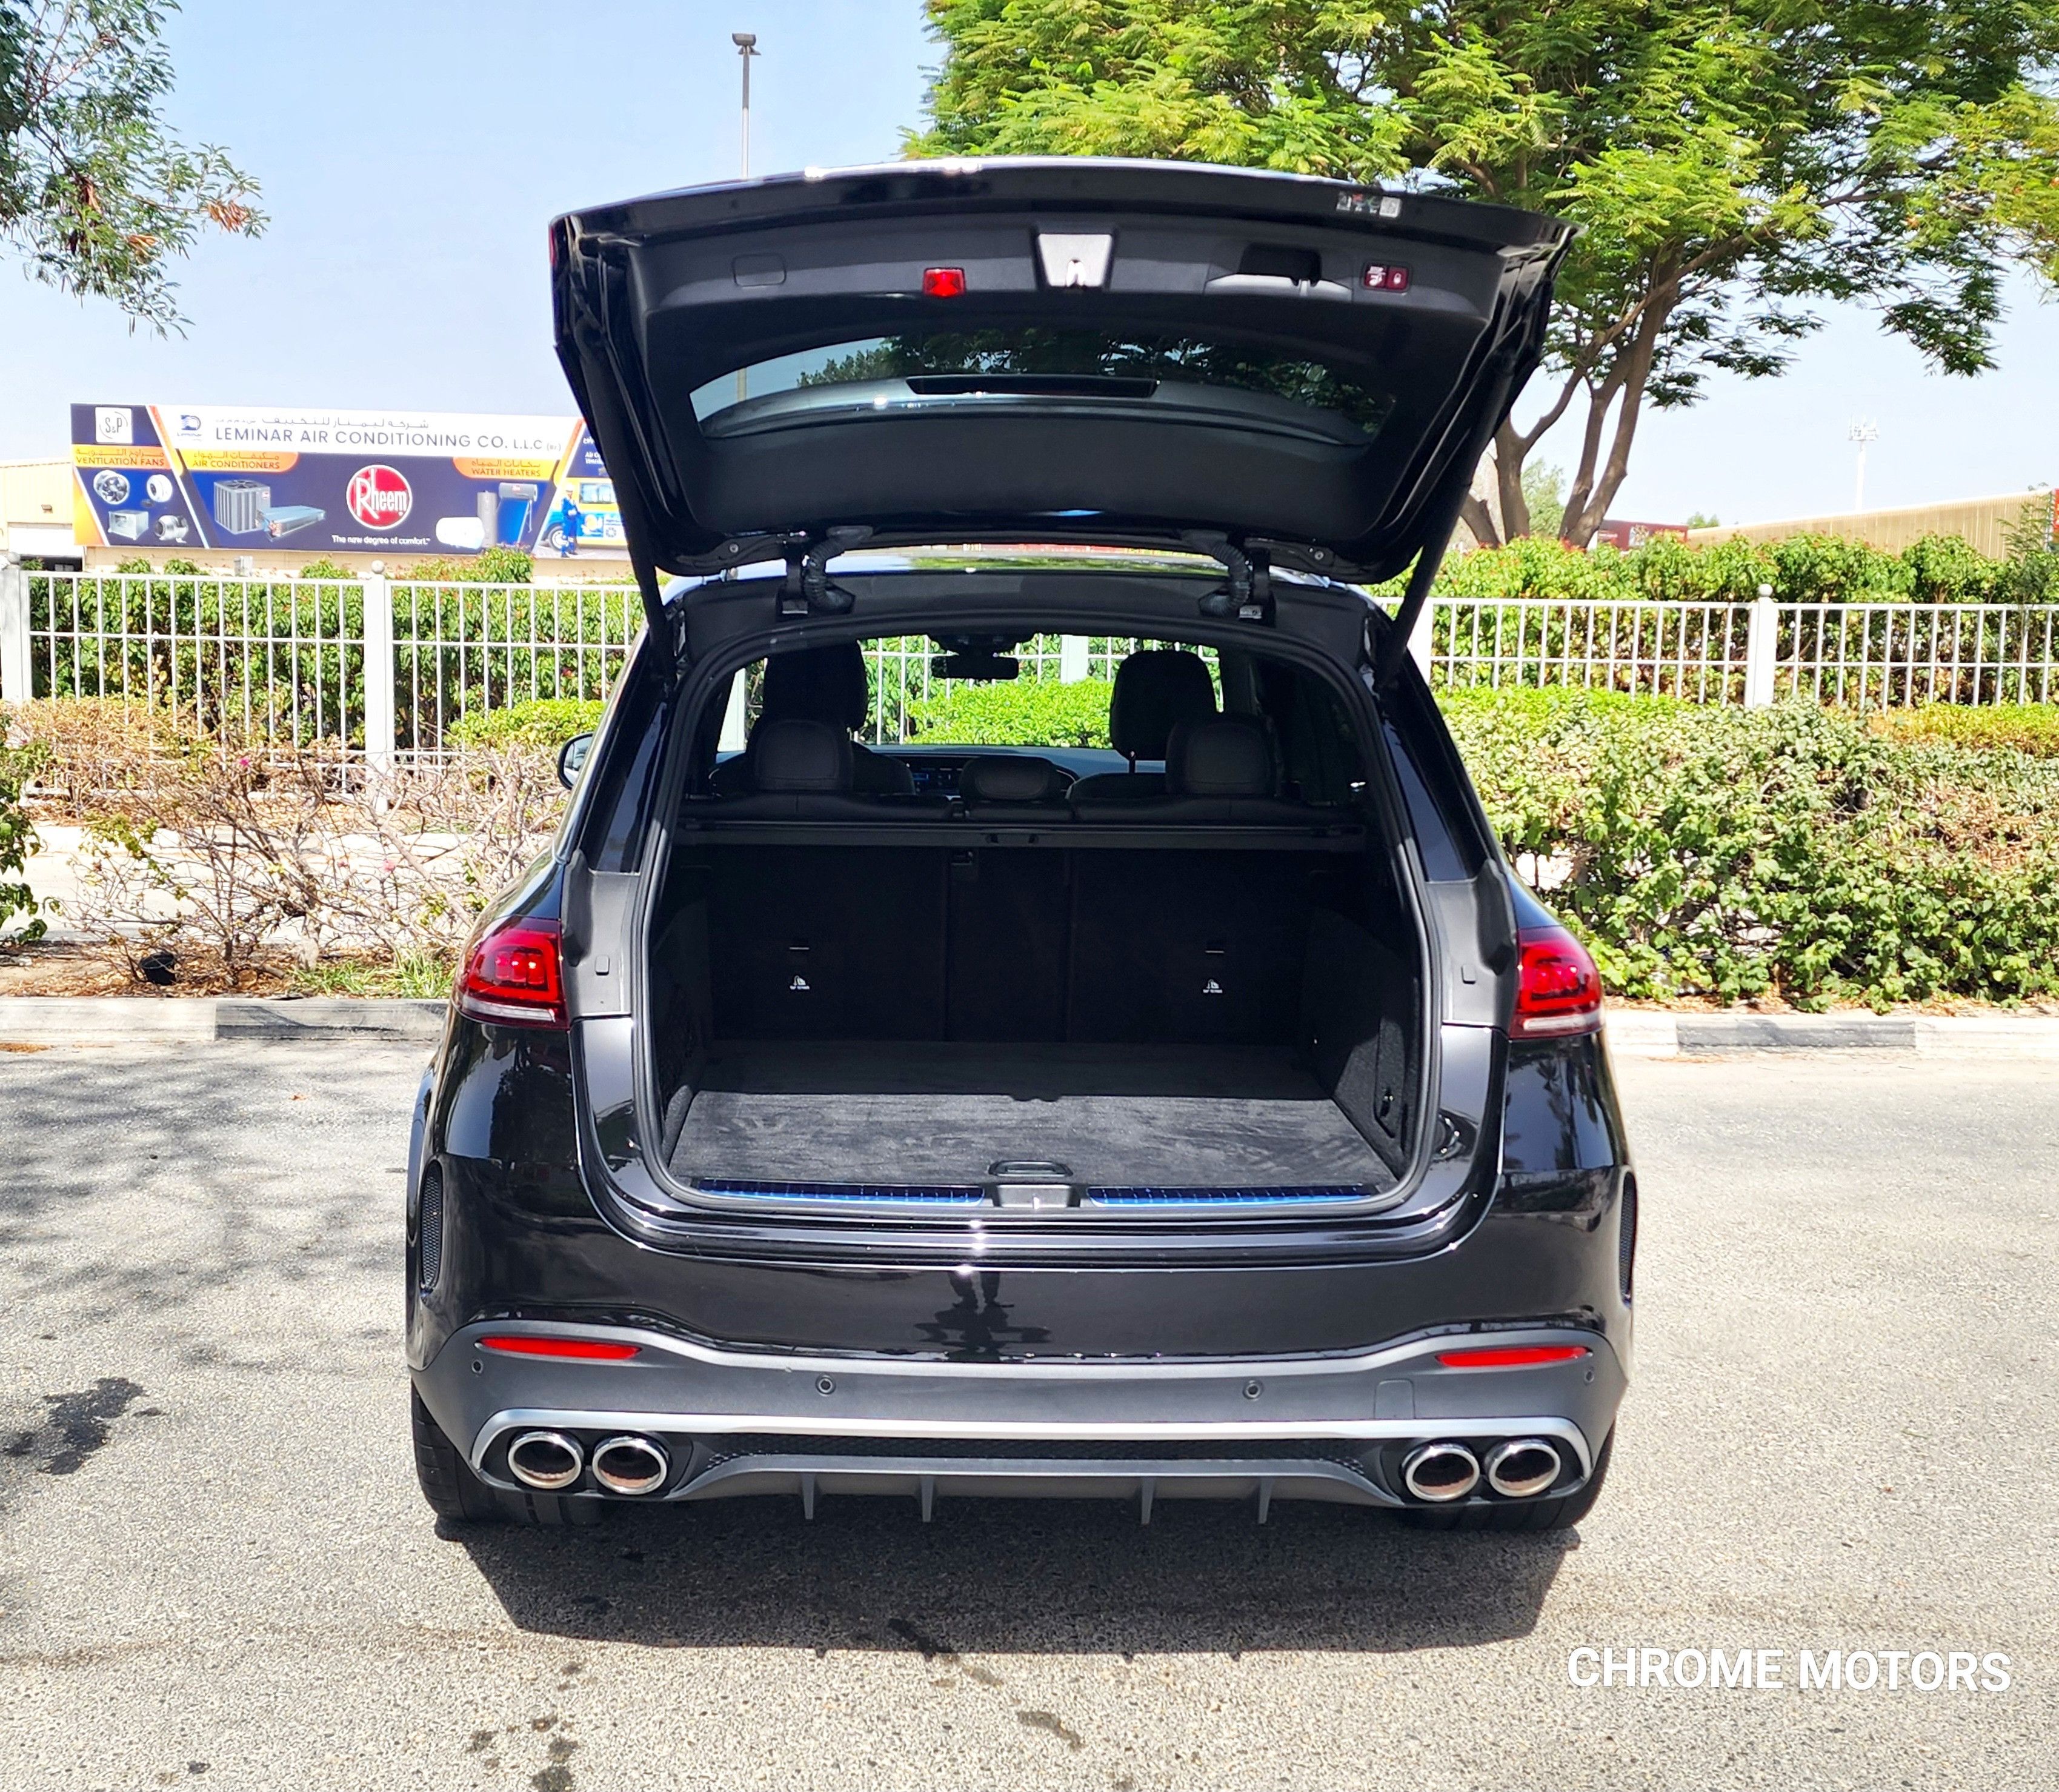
[211,478,271,535]
[106,510,151,541]
[264,507,327,540]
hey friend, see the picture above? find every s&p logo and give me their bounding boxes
[346,464,413,529]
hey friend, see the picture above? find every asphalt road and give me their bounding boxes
[1,1039,2053,1791]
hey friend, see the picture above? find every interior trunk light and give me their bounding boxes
[1436,1344,1592,1369]
[457,919,568,1028]
[1362,262,1411,291]
[921,265,968,298]
[1512,924,1603,1038]
[479,1335,640,1361]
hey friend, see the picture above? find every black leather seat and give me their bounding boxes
[957,754,1072,823]
[1065,649,1217,802]
[1076,715,1312,824]
[705,718,947,819]
[710,643,915,796]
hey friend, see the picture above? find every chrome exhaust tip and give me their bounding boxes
[1401,1441,1480,1504]
[507,1430,584,1491]
[1485,1437,1562,1499]
[590,1434,669,1497]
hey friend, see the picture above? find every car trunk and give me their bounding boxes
[645,834,1421,1204]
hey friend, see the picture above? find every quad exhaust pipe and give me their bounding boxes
[1401,1441,1480,1503]
[1485,1437,1562,1499]
[1400,1437,1566,1504]
[506,1430,584,1491]
[591,1434,670,1496]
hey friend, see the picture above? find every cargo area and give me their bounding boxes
[647,839,1423,1199]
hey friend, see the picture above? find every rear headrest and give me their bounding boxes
[1167,716,1275,798]
[1108,650,1216,760]
[959,756,1066,804]
[761,642,869,732]
[746,718,853,792]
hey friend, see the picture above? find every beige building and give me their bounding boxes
[1686,489,2055,559]
[0,459,77,562]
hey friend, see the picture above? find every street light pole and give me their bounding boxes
[1848,419,1879,511]
[733,31,758,405]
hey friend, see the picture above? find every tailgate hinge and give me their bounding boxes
[779,527,874,618]
[1183,532,1272,623]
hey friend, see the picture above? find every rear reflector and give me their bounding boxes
[921,265,967,298]
[479,1336,640,1361]
[456,918,567,1028]
[1436,1344,1592,1369]
[1512,924,1603,1038]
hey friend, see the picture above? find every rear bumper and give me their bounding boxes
[414,1319,1625,1510]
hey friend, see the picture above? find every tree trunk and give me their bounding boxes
[1560,298,1674,547]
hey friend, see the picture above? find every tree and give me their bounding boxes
[1,0,262,330]
[914,1,2059,547]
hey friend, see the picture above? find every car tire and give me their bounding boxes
[1395,1427,1614,1533]
[410,1387,605,1528]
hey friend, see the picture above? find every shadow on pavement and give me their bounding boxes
[456,1495,1574,1656]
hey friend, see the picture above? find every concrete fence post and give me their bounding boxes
[1743,583,1777,707]
[1058,635,1089,682]
[361,562,396,777]
[0,553,30,705]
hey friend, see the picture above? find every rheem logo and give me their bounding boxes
[346,464,413,529]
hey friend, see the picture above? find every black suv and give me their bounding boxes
[407,159,1633,1533]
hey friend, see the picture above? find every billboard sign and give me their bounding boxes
[70,404,626,559]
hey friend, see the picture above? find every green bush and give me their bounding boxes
[1395,524,2056,607]
[445,698,604,752]
[906,676,1115,747]
[1441,687,2059,1008]
[0,716,52,944]
[1867,703,2059,758]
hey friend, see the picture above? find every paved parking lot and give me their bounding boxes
[0,1038,2052,1790]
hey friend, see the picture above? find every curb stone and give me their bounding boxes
[1605,1010,2059,1060]
[0,996,445,1044]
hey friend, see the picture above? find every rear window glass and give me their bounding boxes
[691,330,1396,441]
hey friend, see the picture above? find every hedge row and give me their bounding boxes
[1382,527,2059,606]
[1447,689,2059,1007]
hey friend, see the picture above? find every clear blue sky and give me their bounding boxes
[4,0,2056,527]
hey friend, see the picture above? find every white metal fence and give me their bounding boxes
[4,561,2058,760]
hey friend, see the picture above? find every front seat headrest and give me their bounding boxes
[761,642,869,733]
[747,718,854,792]
[1166,716,1275,798]
[959,756,1066,804]
[1107,650,1217,761]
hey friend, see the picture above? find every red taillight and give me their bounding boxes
[1512,924,1602,1038]
[922,265,968,298]
[479,1335,640,1361]
[1435,1344,1592,1369]
[457,919,567,1028]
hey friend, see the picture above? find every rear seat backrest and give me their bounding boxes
[1066,650,1217,802]
[1166,715,1274,798]
[959,754,1072,822]
[707,718,948,819]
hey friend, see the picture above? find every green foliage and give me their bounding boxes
[1442,687,2059,1008]
[1517,461,1565,540]
[0,714,52,943]
[915,1,2059,544]
[290,951,452,999]
[1869,704,2059,758]
[0,0,264,329]
[446,698,605,752]
[402,548,535,584]
[1412,532,2019,606]
[906,676,1114,747]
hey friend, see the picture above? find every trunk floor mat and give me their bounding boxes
[673,1042,1392,1190]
